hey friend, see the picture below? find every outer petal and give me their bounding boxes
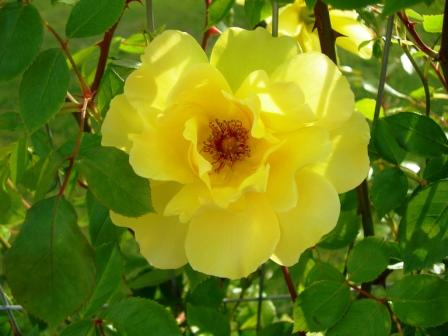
[124,30,208,113]
[266,126,331,212]
[272,52,355,130]
[210,27,299,91]
[101,94,144,152]
[330,10,375,60]
[110,212,188,269]
[311,112,370,193]
[272,169,340,266]
[185,193,280,279]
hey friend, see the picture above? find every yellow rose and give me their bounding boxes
[266,0,375,59]
[101,27,370,279]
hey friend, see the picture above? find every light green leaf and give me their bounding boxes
[5,197,96,325]
[423,14,444,33]
[388,275,448,327]
[0,3,43,81]
[371,168,408,218]
[327,299,391,336]
[355,98,384,121]
[399,181,448,271]
[66,0,125,38]
[78,146,152,217]
[104,298,181,336]
[19,49,70,132]
[383,0,428,16]
[347,237,391,283]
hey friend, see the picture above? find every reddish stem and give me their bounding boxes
[281,266,297,302]
[397,11,439,59]
[201,0,221,50]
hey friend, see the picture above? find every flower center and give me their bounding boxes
[202,119,251,172]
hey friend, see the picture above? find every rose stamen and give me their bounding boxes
[202,119,251,172]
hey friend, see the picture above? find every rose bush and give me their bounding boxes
[101,27,370,279]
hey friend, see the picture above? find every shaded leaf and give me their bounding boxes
[319,210,361,249]
[5,197,96,325]
[0,3,43,81]
[187,303,230,336]
[19,49,70,132]
[208,0,235,28]
[371,168,408,217]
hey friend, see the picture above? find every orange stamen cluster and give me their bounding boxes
[202,119,251,171]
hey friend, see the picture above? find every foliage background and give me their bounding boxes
[0,0,448,335]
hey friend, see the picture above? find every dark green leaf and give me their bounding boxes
[0,3,43,81]
[423,156,448,182]
[104,297,181,336]
[78,146,152,217]
[306,262,344,285]
[323,0,378,9]
[327,299,391,336]
[319,211,361,249]
[5,197,96,325]
[244,0,272,27]
[399,181,448,271]
[129,269,180,289]
[383,0,427,16]
[60,320,94,336]
[66,0,125,38]
[87,191,121,247]
[388,275,448,327]
[96,67,124,116]
[347,237,391,283]
[19,49,70,132]
[187,303,230,336]
[259,322,293,336]
[208,0,235,28]
[9,137,28,185]
[84,244,122,316]
[374,112,448,163]
[187,277,227,308]
[294,280,351,332]
[372,168,408,217]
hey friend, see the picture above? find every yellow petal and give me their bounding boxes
[210,27,299,91]
[297,25,322,52]
[129,118,196,183]
[272,169,340,266]
[124,30,208,112]
[267,126,331,212]
[110,211,188,269]
[185,193,280,279]
[311,112,370,193]
[330,10,375,60]
[101,94,144,152]
[150,180,182,214]
[270,3,304,37]
[272,52,355,130]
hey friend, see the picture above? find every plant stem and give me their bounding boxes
[0,285,21,336]
[145,0,155,33]
[313,0,336,63]
[373,15,394,125]
[256,266,264,335]
[439,0,448,83]
[271,0,279,37]
[281,266,297,301]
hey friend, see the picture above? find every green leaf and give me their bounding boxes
[19,49,70,132]
[371,168,408,217]
[5,197,96,325]
[323,0,379,9]
[119,33,147,55]
[383,0,428,16]
[84,244,122,316]
[423,14,444,32]
[9,136,29,185]
[259,322,293,336]
[374,112,448,163]
[399,181,448,271]
[294,280,351,332]
[96,67,124,116]
[208,0,235,28]
[187,277,227,308]
[187,303,230,336]
[129,269,180,289]
[319,211,361,249]
[87,191,121,247]
[355,98,384,121]
[306,262,344,285]
[347,237,391,283]
[327,299,391,336]
[104,297,181,336]
[78,146,152,217]
[388,275,448,327]
[66,0,125,38]
[244,0,272,27]
[423,156,448,182]
[60,320,94,336]
[0,3,43,81]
